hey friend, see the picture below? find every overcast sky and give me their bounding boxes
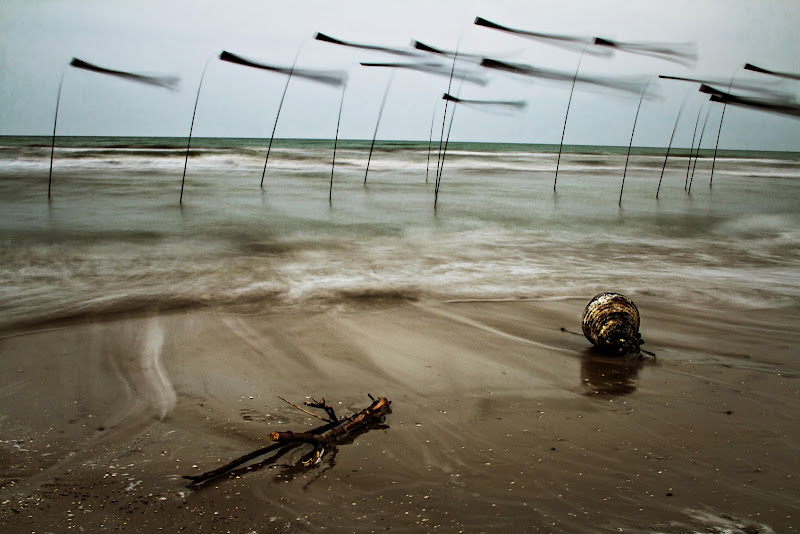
[1,0,799,149]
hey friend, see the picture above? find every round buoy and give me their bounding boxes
[581,292,642,356]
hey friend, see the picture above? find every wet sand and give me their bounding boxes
[0,296,798,533]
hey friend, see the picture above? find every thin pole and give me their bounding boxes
[436,39,461,181]
[48,70,66,200]
[426,101,438,183]
[709,72,737,188]
[180,57,213,205]
[436,75,464,184]
[688,106,712,194]
[554,48,585,191]
[434,99,459,209]
[364,70,395,184]
[262,49,302,188]
[329,83,346,204]
[685,103,705,191]
[619,81,649,206]
[435,97,450,180]
[656,93,688,198]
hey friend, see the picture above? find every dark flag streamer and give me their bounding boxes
[480,58,648,96]
[314,33,421,58]
[441,93,527,111]
[744,63,800,82]
[69,58,180,90]
[592,37,696,67]
[50,58,179,200]
[700,84,800,119]
[412,40,489,62]
[360,61,488,86]
[658,75,790,99]
[219,51,346,87]
[473,16,608,56]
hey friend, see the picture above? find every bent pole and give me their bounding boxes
[709,71,738,188]
[684,102,704,190]
[619,80,649,206]
[329,83,347,204]
[656,93,688,198]
[435,37,461,183]
[364,70,395,184]
[48,70,66,200]
[554,48,586,191]
[688,106,712,194]
[426,100,438,183]
[181,56,213,205]
[262,49,302,188]
[434,98,459,210]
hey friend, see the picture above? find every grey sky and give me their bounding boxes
[1,0,799,150]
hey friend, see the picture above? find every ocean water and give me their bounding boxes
[1,136,799,329]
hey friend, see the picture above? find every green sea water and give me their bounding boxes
[1,135,799,329]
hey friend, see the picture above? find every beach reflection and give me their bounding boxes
[580,352,643,397]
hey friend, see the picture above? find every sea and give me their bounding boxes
[1,136,799,330]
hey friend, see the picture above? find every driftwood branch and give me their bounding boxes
[269,396,390,465]
[182,442,299,486]
[270,396,389,445]
[184,395,391,486]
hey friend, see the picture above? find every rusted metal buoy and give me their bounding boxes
[581,292,643,357]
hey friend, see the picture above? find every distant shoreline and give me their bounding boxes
[2,135,799,158]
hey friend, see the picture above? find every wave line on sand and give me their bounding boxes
[413,302,573,355]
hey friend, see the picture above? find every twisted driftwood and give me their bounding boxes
[184,395,391,487]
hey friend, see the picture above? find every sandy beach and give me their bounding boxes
[1,296,797,533]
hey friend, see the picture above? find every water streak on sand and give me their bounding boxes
[1,317,175,497]
[415,302,572,354]
[118,317,176,421]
